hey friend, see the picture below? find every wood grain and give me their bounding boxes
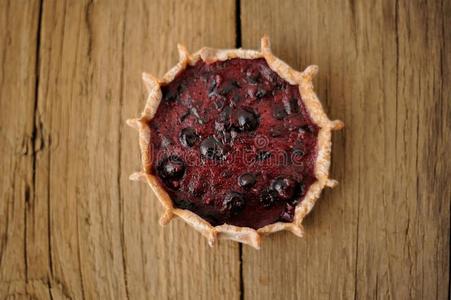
[0,0,449,299]
[0,0,47,298]
[240,0,450,299]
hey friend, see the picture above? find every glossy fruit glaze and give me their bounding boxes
[148,58,319,229]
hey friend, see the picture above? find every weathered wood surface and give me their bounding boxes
[0,0,449,299]
[241,0,450,299]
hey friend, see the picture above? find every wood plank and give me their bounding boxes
[240,0,449,299]
[0,0,50,299]
[119,1,239,299]
[32,0,239,299]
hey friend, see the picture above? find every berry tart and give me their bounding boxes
[127,36,343,249]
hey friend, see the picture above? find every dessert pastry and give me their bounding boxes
[127,36,343,249]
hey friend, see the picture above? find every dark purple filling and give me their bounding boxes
[148,58,318,229]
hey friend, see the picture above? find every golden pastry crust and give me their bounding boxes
[128,36,343,249]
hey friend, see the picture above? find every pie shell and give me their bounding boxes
[127,36,343,249]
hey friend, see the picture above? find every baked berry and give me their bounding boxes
[273,104,288,120]
[284,97,300,114]
[271,177,299,201]
[221,192,245,216]
[163,87,178,102]
[235,107,259,131]
[260,189,279,208]
[179,127,199,147]
[200,136,224,160]
[163,82,186,102]
[255,86,267,98]
[299,124,318,134]
[179,109,190,122]
[157,156,186,180]
[238,173,256,189]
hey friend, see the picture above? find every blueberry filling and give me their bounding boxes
[149,58,319,229]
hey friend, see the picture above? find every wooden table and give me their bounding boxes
[1,1,449,299]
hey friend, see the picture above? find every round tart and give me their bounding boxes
[128,36,343,249]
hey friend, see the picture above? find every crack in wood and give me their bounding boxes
[118,1,130,299]
[26,0,45,289]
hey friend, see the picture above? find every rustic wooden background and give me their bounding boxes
[0,0,449,299]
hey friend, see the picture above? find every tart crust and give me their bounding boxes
[127,36,343,249]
